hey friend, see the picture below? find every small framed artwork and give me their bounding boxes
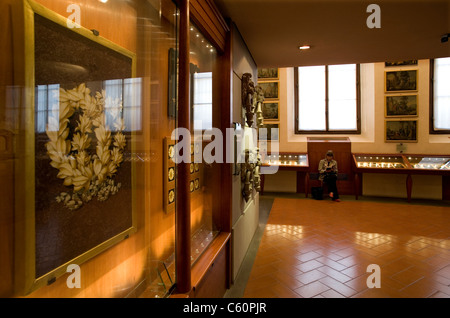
[258,81,279,99]
[258,68,279,80]
[385,70,418,92]
[385,120,418,143]
[385,60,418,67]
[385,95,418,117]
[259,123,279,142]
[262,102,279,121]
[194,178,200,190]
[164,137,176,213]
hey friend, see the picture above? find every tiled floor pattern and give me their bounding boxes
[243,198,450,298]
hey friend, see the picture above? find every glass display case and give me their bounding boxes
[406,156,450,170]
[262,153,309,167]
[189,22,220,267]
[353,155,407,169]
[352,153,450,202]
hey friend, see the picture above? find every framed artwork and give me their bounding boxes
[385,120,418,143]
[17,0,137,294]
[385,60,418,67]
[258,81,279,99]
[258,68,279,80]
[260,123,280,142]
[262,102,279,121]
[385,95,418,117]
[385,70,418,92]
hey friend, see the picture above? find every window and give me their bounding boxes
[430,57,450,134]
[294,64,361,134]
[192,72,213,130]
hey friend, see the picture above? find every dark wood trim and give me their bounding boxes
[189,0,229,54]
[325,65,329,131]
[430,58,450,134]
[356,64,362,133]
[218,25,232,234]
[294,64,361,135]
[294,67,299,133]
[175,0,192,294]
[191,232,231,292]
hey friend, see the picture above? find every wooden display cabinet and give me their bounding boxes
[260,152,310,196]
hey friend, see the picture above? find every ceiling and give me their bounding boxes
[215,0,450,67]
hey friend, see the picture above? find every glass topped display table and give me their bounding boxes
[352,154,450,202]
[260,153,310,195]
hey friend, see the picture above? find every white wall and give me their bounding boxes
[230,23,260,281]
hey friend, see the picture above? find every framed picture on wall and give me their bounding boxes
[18,0,137,294]
[385,95,418,117]
[258,68,279,80]
[385,70,418,92]
[259,81,279,99]
[262,102,279,121]
[385,120,418,143]
[385,60,418,67]
[259,123,279,142]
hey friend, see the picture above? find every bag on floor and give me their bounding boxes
[311,186,323,200]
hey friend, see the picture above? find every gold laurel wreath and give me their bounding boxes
[45,83,126,210]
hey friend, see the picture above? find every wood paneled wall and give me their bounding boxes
[0,0,16,298]
[1,0,179,297]
[307,138,354,195]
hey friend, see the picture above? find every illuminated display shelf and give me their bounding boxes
[353,154,450,171]
[260,153,310,196]
[262,153,308,167]
[352,153,450,202]
[407,156,450,170]
[354,155,407,169]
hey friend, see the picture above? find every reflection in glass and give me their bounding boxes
[189,22,219,266]
[355,155,406,168]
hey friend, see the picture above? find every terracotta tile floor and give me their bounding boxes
[243,198,450,298]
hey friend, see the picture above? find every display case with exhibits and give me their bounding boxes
[352,153,450,202]
[406,156,450,170]
[353,155,407,169]
[262,153,309,168]
[260,153,309,196]
[5,0,180,298]
[352,154,450,172]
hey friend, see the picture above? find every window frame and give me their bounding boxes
[429,59,450,134]
[294,64,361,135]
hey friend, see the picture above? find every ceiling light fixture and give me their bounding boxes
[298,45,311,50]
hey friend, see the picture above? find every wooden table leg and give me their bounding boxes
[406,174,412,203]
[354,173,360,200]
[305,172,310,198]
[260,174,265,195]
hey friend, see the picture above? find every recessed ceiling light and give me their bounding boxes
[99,0,108,3]
[299,45,311,50]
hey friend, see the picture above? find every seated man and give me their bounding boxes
[318,150,340,202]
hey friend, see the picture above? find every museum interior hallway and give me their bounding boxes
[225,195,450,298]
